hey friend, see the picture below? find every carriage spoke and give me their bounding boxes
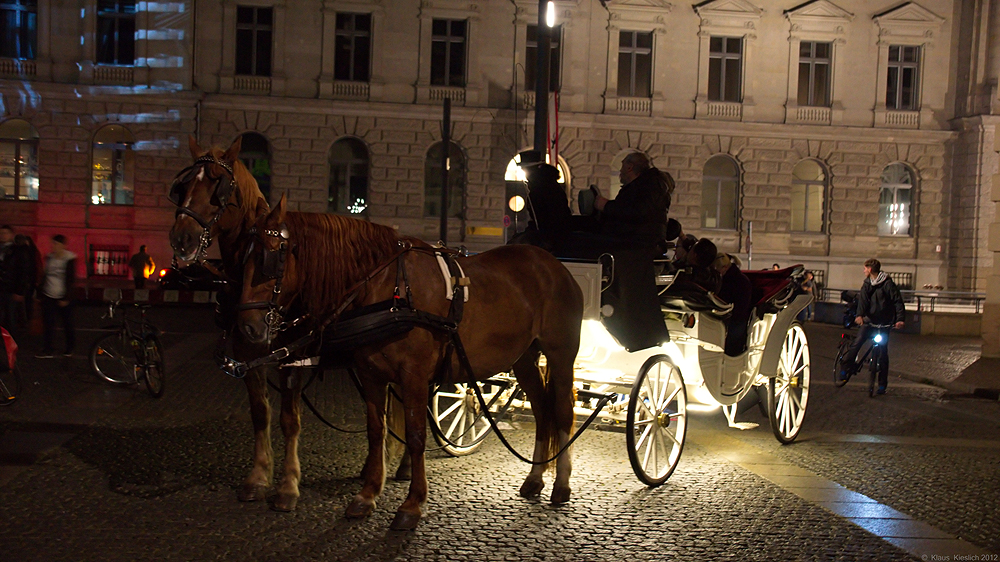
[439,399,463,420]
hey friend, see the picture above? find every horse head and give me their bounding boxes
[238,194,299,345]
[168,136,266,262]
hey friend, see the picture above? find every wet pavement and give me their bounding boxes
[1,307,998,561]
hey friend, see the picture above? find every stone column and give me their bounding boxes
[984,129,1000,357]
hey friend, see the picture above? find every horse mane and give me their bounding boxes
[203,146,268,218]
[284,213,401,317]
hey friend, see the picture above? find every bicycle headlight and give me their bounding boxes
[873,333,883,344]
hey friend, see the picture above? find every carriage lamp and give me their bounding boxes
[509,195,525,213]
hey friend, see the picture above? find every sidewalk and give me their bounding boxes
[804,321,998,399]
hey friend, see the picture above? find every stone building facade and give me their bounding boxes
[0,0,997,298]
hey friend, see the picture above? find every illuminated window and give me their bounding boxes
[236,6,272,76]
[430,19,466,87]
[91,125,135,205]
[617,31,652,98]
[525,24,561,92]
[328,138,369,215]
[0,118,38,201]
[239,132,271,202]
[797,42,830,107]
[96,0,135,65]
[335,13,370,82]
[708,36,741,102]
[0,0,37,59]
[879,163,913,236]
[424,141,464,218]
[701,155,739,229]
[886,45,920,111]
[791,159,826,232]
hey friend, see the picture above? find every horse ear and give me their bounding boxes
[267,193,287,226]
[223,136,243,163]
[188,136,204,159]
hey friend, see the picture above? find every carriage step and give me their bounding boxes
[575,388,618,402]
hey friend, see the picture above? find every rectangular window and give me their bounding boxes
[236,6,273,76]
[617,31,652,98]
[525,25,561,92]
[96,0,135,65]
[334,12,371,82]
[797,41,830,107]
[886,45,920,110]
[0,0,37,59]
[708,36,742,102]
[878,186,911,236]
[430,19,466,87]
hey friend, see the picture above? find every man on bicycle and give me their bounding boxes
[838,258,905,394]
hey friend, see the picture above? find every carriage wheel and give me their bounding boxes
[768,323,810,444]
[626,355,687,486]
[429,382,500,457]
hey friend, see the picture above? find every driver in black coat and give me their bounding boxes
[593,152,673,249]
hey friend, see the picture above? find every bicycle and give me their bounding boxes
[833,323,893,398]
[89,292,165,398]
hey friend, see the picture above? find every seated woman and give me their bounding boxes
[714,253,753,356]
[659,237,722,304]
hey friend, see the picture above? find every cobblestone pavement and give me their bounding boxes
[1,309,998,561]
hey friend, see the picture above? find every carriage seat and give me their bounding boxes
[743,265,802,316]
[658,271,733,318]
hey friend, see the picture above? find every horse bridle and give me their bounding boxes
[169,154,241,262]
[238,223,294,339]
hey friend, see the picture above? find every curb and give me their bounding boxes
[893,369,1000,401]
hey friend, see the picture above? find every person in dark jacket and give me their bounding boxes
[521,163,572,252]
[838,258,905,394]
[714,253,753,356]
[36,234,77,358]
[593,152,674,248]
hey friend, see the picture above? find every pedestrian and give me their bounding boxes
[772,263,781,270]
[0,225,16,329]
[10,234,39,331]
[36,234,77,358]
[129,245,155,289]
[799,271,816,322]
[837,258,905,395]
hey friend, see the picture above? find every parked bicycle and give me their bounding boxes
[1,326,21,405]
[89,291,165,398]
[833,323,894,398]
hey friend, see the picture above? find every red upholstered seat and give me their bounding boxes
[743,266,800,309]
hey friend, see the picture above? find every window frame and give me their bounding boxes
[429,18,467,88]
[707,36,742,103]
[797,41,831,107]
[617,30,653,98]
[90,125,136,206]
[885,45,920,111]
[0,119,39,201]
[95,0,136,66]
[700,155,740,231]
[790,159,828,233]
[0,0,37,60]
[525,24,561,93]
[878,163,915,237]
[235,5,273,77]
[327,137,370,216]
[334,12,371,83]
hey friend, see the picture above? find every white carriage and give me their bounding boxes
[428,257,813,486]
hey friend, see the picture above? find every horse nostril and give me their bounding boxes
[243,323,261,342]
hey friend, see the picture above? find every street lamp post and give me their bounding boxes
[532,0,552,160]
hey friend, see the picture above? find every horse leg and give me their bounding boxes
[543,348,577,505]
[345,378,388,519]
[511,346,549,499]
[387,389,412,481]
[273,367,304,512]
[390,373,430,531]
[239,366,273,502]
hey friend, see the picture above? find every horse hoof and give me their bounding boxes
[550,485,571,505]
[519,477,544,498]
[394,464,412,481]
[238,483,268,502]
[272,493,299,512]
[389,509,421,531]
[345,497,375,519]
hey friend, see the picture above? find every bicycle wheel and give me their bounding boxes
[142,334,165,398]
[833,336,851,388]
[0,365,22,406]
[90,332,136,385]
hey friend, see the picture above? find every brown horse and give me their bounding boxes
[237,195,583,530]
[168,137,409,513]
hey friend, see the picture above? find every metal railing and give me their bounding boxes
[823,287,986,314]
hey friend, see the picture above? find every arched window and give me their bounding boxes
[701,155,739,229]
[91,124,135,205]
[879,163,914,237]
[0,119,39,201]
[424,141,465,219]
[328,138,369,215]
[239,132,271,202]
[791,159,827,232]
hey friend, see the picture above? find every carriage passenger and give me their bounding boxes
[714,253,752,356]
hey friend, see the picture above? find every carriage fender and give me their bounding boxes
[758,293,812,378]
